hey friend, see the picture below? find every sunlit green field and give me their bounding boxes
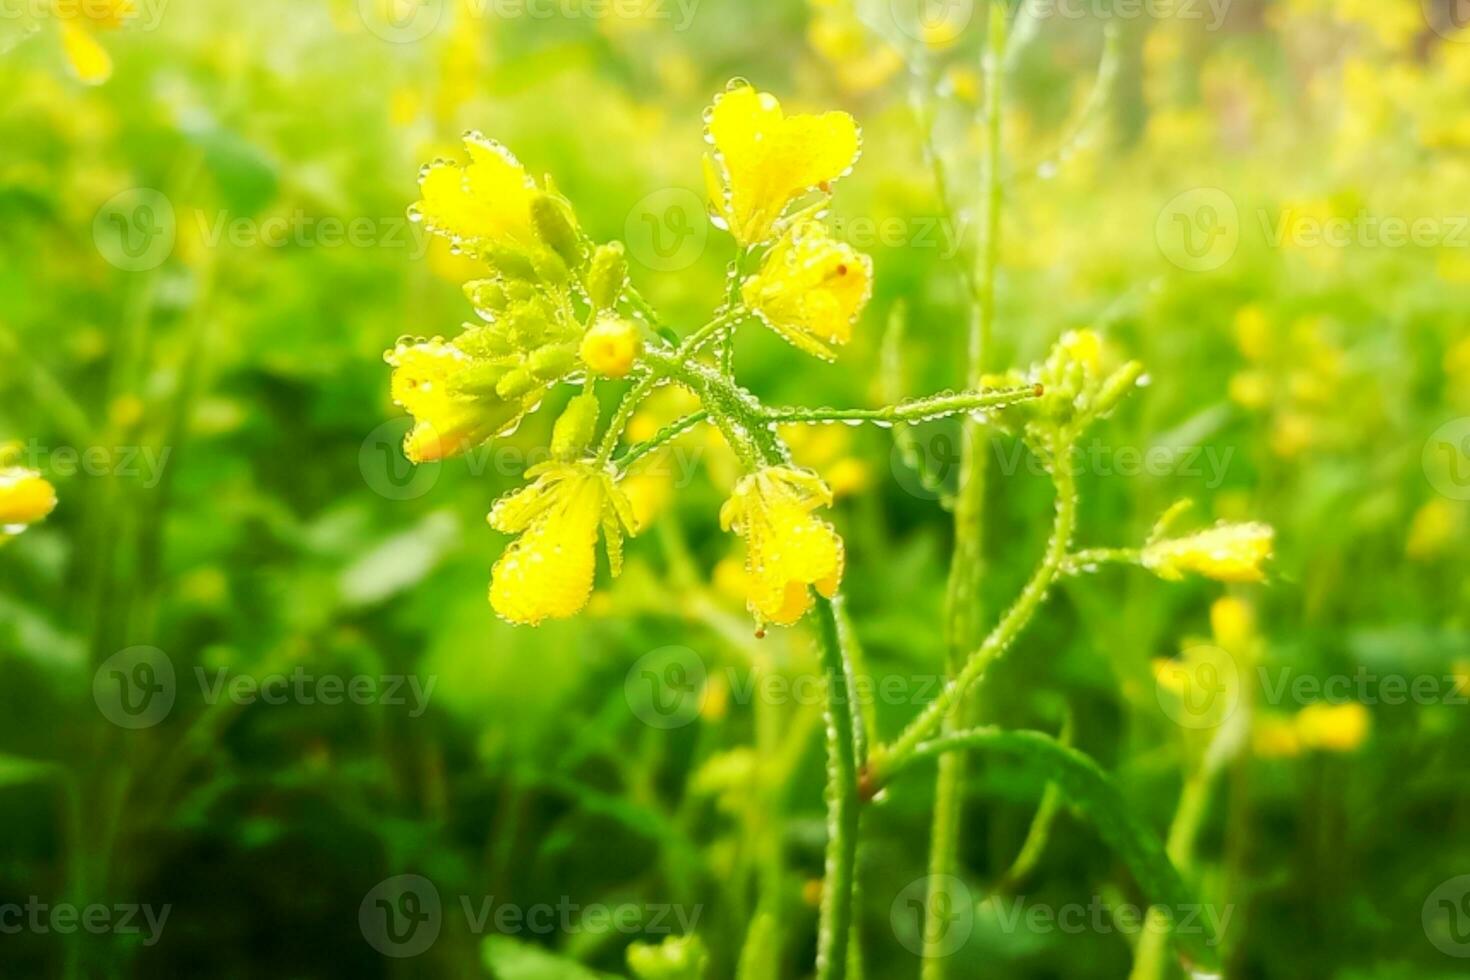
[2,1,1469,978]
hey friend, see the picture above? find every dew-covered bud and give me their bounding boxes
[531,192,586,270]
[587,242,629,311]
[580,316,641,378]
[551,392,600,460]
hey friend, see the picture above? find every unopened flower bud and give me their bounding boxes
[587,242,629,310]
[580,316,641,378]
[551,392,600,460]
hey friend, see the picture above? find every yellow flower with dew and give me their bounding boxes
[487,461,636,625]
[1142,522,1276,583]
[580,316,641,378]
[0,466,58,532]
[1294,701,1370,753]
[703,82,861,246]
[720,466,844,629]
[388,337,541,463]
[741,222,872,360]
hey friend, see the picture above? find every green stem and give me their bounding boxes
[1061,546,1142,577]
[884,443,1077,778]
[761,385,1040,425]
[924,5,1008,977]
[613,411,709,473]
[813,595,863,980]
[1127,768,1213,980]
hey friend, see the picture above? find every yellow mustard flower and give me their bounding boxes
[487,461,636,625]
[1142,522,1276,583]
[1295,702,1371,753]
[411,133,541,252]
[1253,715,1301,759]
[52,0,134,85]
[0,466,58,530]
[703,83,861,246]
[580,316,641,378]
[741,222,872,359]
[719,466,844,628]
[387,338,538,463]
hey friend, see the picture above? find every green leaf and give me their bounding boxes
[481,935,609,980]
[889,728,1223,973]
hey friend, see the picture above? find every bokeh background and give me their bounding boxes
[2,0,1469,977]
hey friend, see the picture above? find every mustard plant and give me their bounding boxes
[386,73,1274,980]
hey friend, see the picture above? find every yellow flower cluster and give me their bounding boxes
[1255,702,1372,758]
[703,83,873,360]
[719,466,844,628]
[389,136,593,463]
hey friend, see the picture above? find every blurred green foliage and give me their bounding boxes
[1,0,1468,977]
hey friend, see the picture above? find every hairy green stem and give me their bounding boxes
[883,445,1077,777]
[761,384,1040,425]
[813,595,863,980]
[924,5,1008,977]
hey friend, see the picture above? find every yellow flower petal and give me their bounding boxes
[0,468,58,527]
[411,134,540,251]
[487,462,636,625]
[60,21,113,85]
[1142,522,1275,583]
[720,466,844,627]
[741,222,871,359]
[704,83,860,246]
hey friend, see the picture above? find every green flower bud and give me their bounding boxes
[587,241,628,310]
[551,392,600,460]
[495,367,540,399]
[464,279,508,314]
[626,934,709,980]
[531,192,586,269]
[484,244,539,281]
[528,342,577,380]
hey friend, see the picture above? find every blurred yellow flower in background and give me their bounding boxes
[487,461,636,625]
[52,0,135,84]
[703,82,860,246]
[720,466,844,628]
[0,465,58,530]
[1295,701,1371,753]
[806,0,902,95]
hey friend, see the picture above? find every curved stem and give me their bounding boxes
[882,444,1078,779]
[1061,546,1142,577]
[613,411,709,473]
